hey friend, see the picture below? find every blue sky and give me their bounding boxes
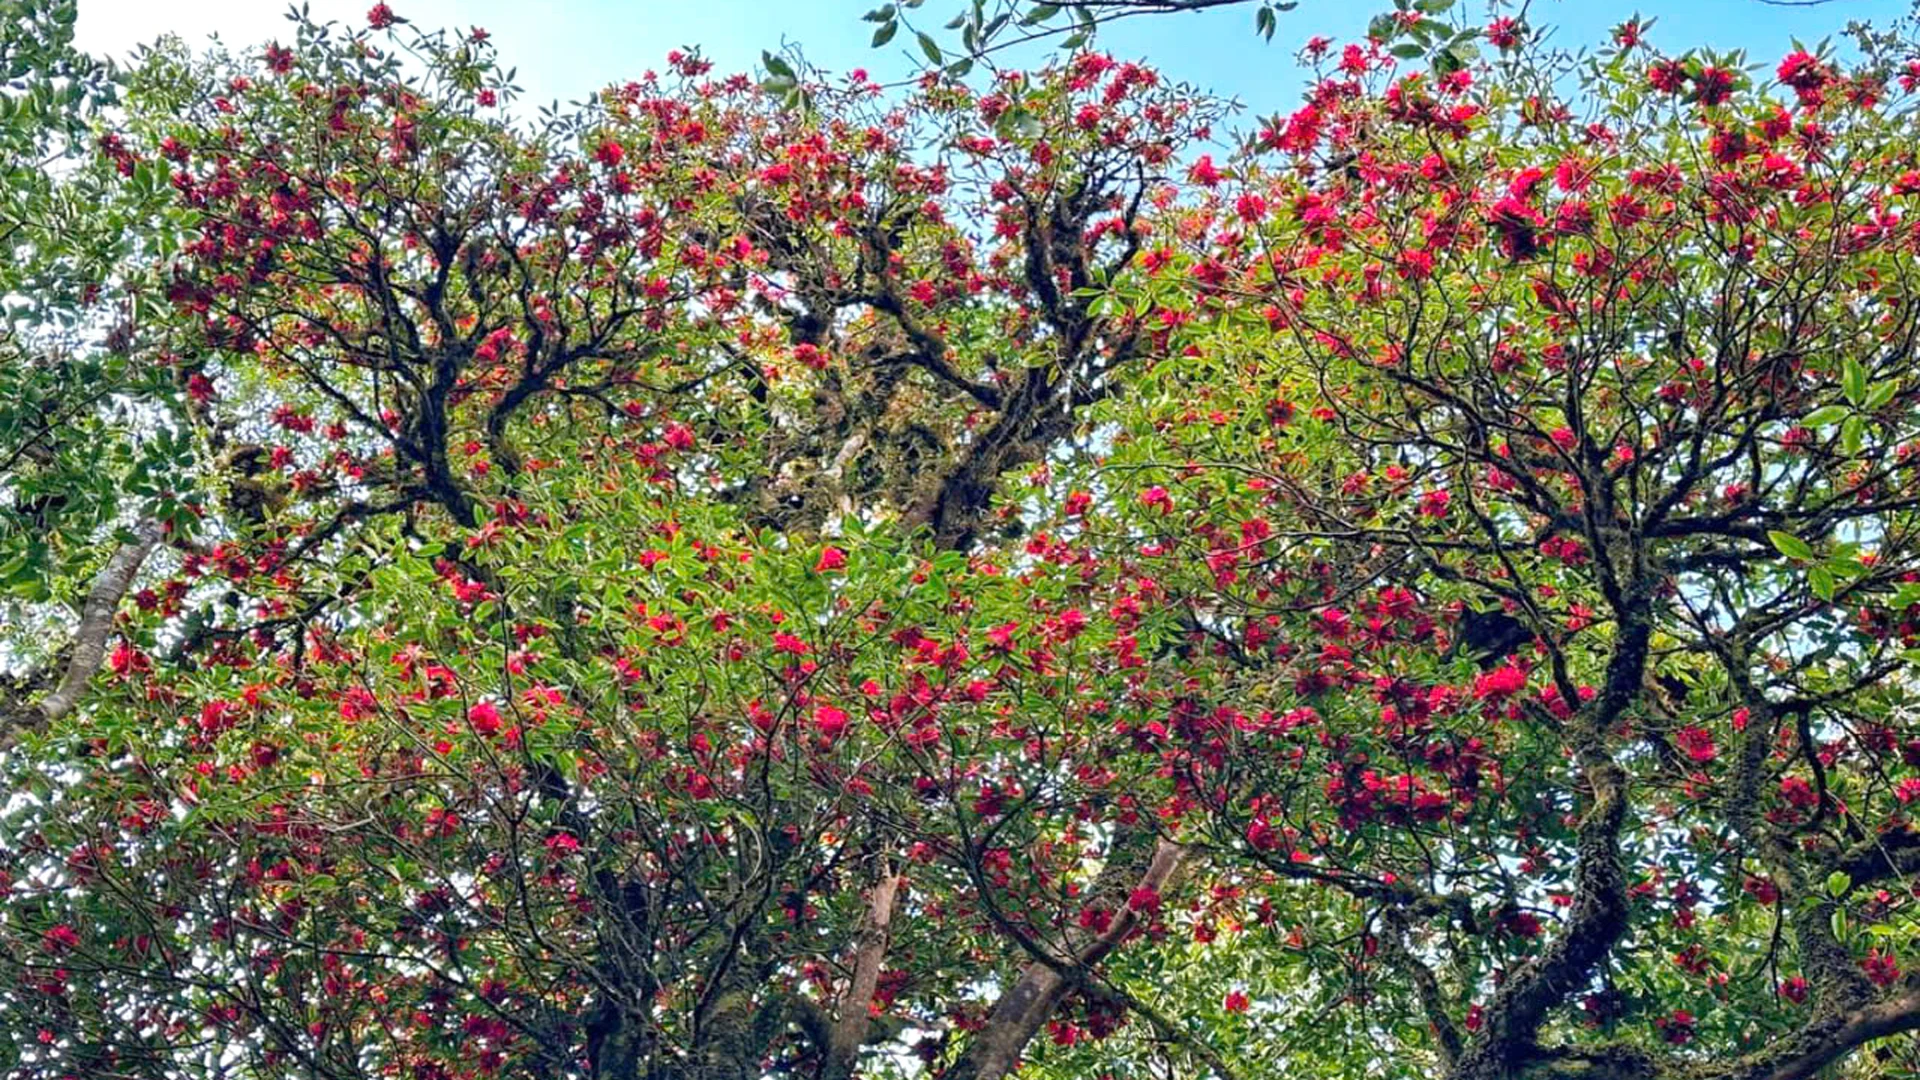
[77,0,1912,123]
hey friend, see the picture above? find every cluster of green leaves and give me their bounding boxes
[863,0,1302,77]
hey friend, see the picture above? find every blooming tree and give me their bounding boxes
[9,6,1920,1080]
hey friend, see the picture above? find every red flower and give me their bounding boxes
[1503,911,1543,938]
[367,3,398,29]
[1127,886,1162,913]
[1223,990,1251,1014]
[1674,726,1717,763]
[1780,775,1817,808]
[1648,60,1688,95]
[1777,51,1830,98]
[1473,663,1528,701]
[109,642,148,678]
[1656,1009,1695,1045]
[1246,818,1280,851]
[1695,66,1737,106]
[792,342,827,370]
[814,547,847,573]
[1743,875,1779,905]
[468,701,502,736]
[814,704,849,740]
[1864,949,1901,987]
[42,924,80,953]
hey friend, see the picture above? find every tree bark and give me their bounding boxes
[945,839,1186,1080]
[3,516,162,749]
[822,869,903,1080]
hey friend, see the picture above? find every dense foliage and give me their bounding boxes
[11,4,1920,1080]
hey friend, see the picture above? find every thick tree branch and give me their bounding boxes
[822,867,903,1080]
[945,839,1186,1080]
[5,518,163,749]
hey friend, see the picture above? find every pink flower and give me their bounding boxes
[367,3,398,29]
[814,547,847,573]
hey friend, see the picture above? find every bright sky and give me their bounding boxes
[75,0,1913,122]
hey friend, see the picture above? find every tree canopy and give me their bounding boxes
[10,4,1920,1080]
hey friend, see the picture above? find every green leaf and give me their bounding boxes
[1810,565,1836,601]
[1803,404,1849,428]
[761,52,795,80]
[1768,531,1814,560]
[862,4,895,21]
[1842,415,1866,457]
[871,19,898,47]
[994,106,1041,141]
[1844,357,1867,407]
[917,31,943,64]
[1828,871,1852,898]
[1865,379,1898,411]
